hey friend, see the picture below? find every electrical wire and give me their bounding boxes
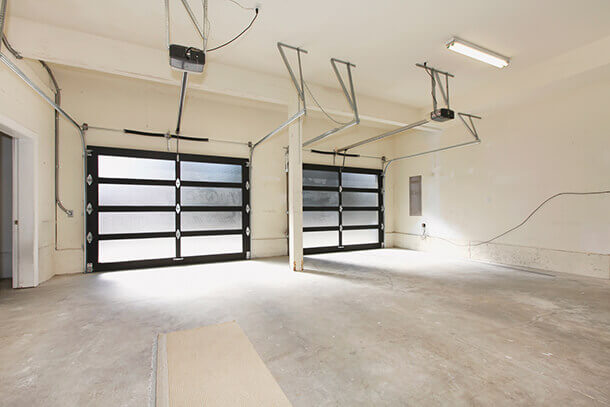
[303,80,351,125]
[420,190,610,247]
[225,0,257,10]
[206,7,258,52]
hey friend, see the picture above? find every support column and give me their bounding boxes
[287,104,304,271]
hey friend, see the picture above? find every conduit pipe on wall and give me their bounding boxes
[0,33,75,223]
[39,61,74,219]
[0,52,88,272]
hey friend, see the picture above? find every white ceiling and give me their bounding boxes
[9,0,610,108]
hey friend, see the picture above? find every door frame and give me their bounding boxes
[0,114,39,288]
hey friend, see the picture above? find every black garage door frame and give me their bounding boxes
[86,145,250,272]
[303,163,384,255]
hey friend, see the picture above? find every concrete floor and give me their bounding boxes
[0,249,609,406]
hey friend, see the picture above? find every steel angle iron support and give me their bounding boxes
[383,113,482,176]
[302,58,360,147]
[336,63,457,153]
[251,42,308,156]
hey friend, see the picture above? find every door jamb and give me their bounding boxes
[0,113,39,288]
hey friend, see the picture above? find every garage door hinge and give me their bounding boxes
[245,181,250,190]
[86,232,93,244]
[176,179,181,188]
[246,226,251,236]
[86,203,93,215]
[246,204,250,213]
[176,204,181,213]
[176,230,181,239]
[86,174,93,186]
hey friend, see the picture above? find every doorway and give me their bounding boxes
[0,133,12,286]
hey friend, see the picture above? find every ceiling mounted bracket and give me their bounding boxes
[303,58,360,147]
[250,42,308,154]
[416,62,455,122]
[457,112,481,141]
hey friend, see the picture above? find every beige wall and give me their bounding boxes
[0,55,56,283]
[52,66,393,274]
[389,70,610,279]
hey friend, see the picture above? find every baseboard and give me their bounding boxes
[387,232,610,280]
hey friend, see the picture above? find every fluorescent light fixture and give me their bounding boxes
[446,38,510,68]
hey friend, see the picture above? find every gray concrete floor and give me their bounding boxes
[1,249,609,406]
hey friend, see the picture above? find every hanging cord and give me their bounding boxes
[303,80,351,125]
[2,36,22,59]
[206,7,258,52]
[226,0,256,10]
[425,67,437,110]
[420,190,610,247]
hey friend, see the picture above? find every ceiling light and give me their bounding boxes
[446,38,510,68]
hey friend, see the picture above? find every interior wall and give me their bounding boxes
[0,134,12,279]
[390,69,610,279]
[0,54,55,284]
[52,66,394,274]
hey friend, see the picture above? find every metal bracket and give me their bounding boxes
[176,178,181,188]
[251,43,308,151]
[176,229,181,239]
[416,62,454,111]
[458,112,482,141]
[303,58,360,147]
[86,203,93,215]
[86,174,93,186]
[176,204,181,213]
[246,204,251,213]
[86,232,93,244]
[246,226,251,236]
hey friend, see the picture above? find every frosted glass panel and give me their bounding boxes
[99,237,175,263]
[303,170,339,187]
[181,161,241,183]
[181,235,242,257]
[303,190,339,207]
[98,156,175,180]
[99,212,175,234]
[343,229,379,245]
[342,172,378,188]
[181,187,242,206]
[342,192,378,207]
[342,211,378,226]
[303,211,339,227]
[98,184,175,206]
[181,212,242,231]
[303,231,339,248]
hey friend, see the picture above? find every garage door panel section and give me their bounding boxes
[303,163,383,255]
[86,146,250,272]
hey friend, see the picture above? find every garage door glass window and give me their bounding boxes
[302,164,383,254]
[86,146,250,272]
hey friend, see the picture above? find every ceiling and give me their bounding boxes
[9,0,610,108]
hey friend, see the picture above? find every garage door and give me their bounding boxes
[85,146,250,272]
[303,163,383,254]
